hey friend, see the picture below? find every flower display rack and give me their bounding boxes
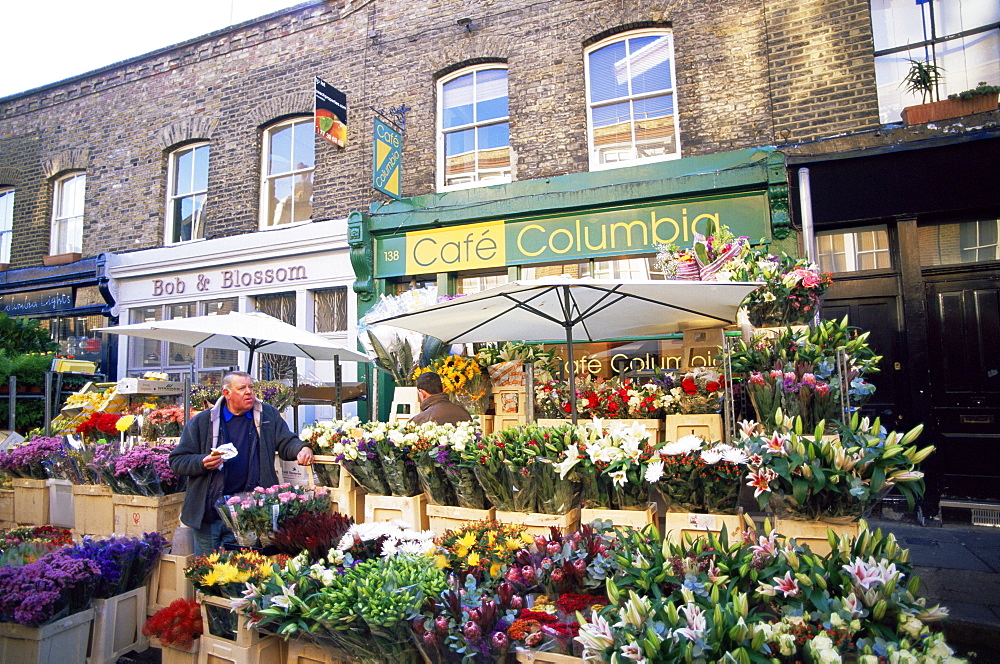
[515,648,584,664]
[72,483,115,539]
[113,491,185,539]
[328,487,365,523]
[581,503,658,533]
[426,504,495,535]
[197,633,283,664]
[0,487,14,529]
[772,518,859,556]
[309,457,356,490]
[147,553,195,616]
[198,593,263,648]
[48,478,75,529]
[364,493,429,530]
[12,477,50,526]
[0,608,95,664]
[496,508,581,537]
[285,638,353,664]
[87,586,148,664]
[663,413,723,443]
[662,512,747,545]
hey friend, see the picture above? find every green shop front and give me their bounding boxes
[348,148,795,421]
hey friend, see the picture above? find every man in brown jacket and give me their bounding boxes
[410,371,473,425]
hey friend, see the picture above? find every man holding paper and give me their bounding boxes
[169,371,314,554]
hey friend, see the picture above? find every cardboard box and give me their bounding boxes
[117,378,185,395]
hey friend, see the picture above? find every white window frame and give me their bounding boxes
[165,142,209,244]
[0,188,13,265]
[585,29,682,171]
[260,117,315,229]
[436,64,512,192]
[50,172,85,256]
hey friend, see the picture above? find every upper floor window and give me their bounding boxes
[438,66,512,190]
[51,172,85,255]
[817,225,892,273]
[586,30,681,170]
[314,286,349,333]
[166,143,209,243]
[871,0,1000,124]
[261,118,314,228]
[919,218,1000,266]
[0,188,12,264]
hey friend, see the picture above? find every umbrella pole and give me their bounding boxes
[246,347,255,373]
[565,324,578,426]
[334,357,343,420]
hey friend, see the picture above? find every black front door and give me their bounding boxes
[925,271,1000,501]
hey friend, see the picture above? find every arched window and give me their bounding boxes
[261,117,314,228]
[0,187,13,264]
[51,172,85,255]
[438,65,511,190]
[585,29,681,169]
[166,142,209,243]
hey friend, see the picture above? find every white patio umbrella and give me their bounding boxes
[97,311,370,372]
[367,276,760,422]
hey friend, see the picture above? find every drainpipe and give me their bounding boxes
[798,167,816,263]
[798,167,820,327]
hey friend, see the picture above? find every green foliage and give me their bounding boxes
[11,353,55,388]
[0,314,57,356]
[367,330,416,386]
[901,59,943,103]
[947,81,1000,100]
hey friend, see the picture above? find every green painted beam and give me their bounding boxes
[367,147,783,232]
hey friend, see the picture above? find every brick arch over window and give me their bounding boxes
[581,19,672,49]
[156,117,219,151]
[250,92,313,129]
[42,150,88,179]
[428,36,516,80]
[0,167,20,188]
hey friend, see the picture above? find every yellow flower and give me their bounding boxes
[435,554,449,568]
[116,415,136,432]
[200,568,224,586]
[456,532,477,550]
[466,551,481,567]
[490,562,502,577]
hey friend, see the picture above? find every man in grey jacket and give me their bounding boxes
[169,371,313,554]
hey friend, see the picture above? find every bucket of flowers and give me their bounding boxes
[300,417,389,494]
[414,353,491,415]
[650,433,747,518]
[142,597,203,656]
[736,412,934,540]
[141,406,185,440]
[184,549,278,642]
[215,483,332,548]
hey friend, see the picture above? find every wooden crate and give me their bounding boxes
[663,414,723,443]
[496,509,580,537]
[493,413,527,431]
[147,553,195,616]
[150,637,199,664]
[328,487,365,523]
[285,638,353,664]
[515,648,584,663]
[662,512,747,545]
[426,504,495,535]
[0,488,14,528]
[773,518,859,556]
[492,386,528,415]
[390,386,421,423]
[198,593,262,648]
[72,484,115,538]
[12,477,50,526]
[364,493,428,530]
[88,586,148,664]
[581,504,657,532]
[113,492,185,538]
[0,608,94,664]
[477,414,494,435]
[197,633,283,664]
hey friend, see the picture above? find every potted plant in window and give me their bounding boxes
[900,57,999,124]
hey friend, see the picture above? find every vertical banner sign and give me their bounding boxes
[314,77,347,147]
[372,117,402,199]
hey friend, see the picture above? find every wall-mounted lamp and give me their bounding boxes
[456,17,473,31]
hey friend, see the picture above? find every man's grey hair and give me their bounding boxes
[222,371,252,390]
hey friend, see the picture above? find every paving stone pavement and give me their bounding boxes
[870,518,1000,663]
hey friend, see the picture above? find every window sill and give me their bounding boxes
[42,252,83,266]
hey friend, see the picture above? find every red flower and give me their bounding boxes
[681,378,698,394]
